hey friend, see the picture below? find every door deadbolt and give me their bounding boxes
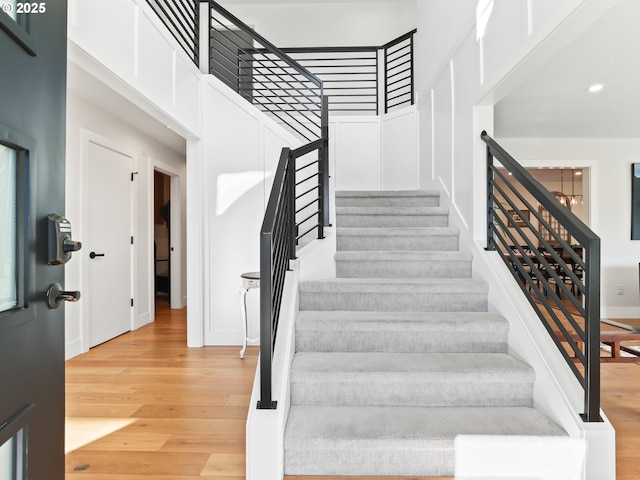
[46,283,81,310]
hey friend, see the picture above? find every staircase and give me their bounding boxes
[284,190,568,477]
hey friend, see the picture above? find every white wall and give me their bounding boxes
[218,0,417,47]
[415,0,618,237]
[196,76,302,346]
[67,0,200,355]
[67,0,202,138]
[65,92,187,359]
[499,138,640,318]
[331,107,418,191]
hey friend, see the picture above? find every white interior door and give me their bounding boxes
[87,141,133,347]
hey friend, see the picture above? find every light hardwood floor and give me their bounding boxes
[65,302,639,479]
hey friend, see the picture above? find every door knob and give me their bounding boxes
[89,251,105,259]
[46,283,81,310]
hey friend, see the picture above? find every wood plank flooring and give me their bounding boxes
[65,301,257,479]
[66,301,640,479]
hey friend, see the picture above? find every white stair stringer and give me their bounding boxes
[283,190,578,478]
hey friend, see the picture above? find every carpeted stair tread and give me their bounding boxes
[335,250,472,278]
[296,310,507,328]
[335,250,471,262]
[295,311,509,353]
[300,277,488,293]
[291,352,533,379]
[336,190,441,207]
[337,226,459,237]
[336,206,449,228]
[299,278,488,312]
[336,226,460,251]
[284,406,567,476]
[336,189,441,198]
[337,206,448,215]
[286,405,566,442]
[290,352,534,407]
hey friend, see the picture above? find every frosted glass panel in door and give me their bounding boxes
[0,435,15,479]
[0,145,17,312]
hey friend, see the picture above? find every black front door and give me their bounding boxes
[0,2,68,479]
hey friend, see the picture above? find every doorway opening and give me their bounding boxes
[152,163,184,314]
[153,170,171,307]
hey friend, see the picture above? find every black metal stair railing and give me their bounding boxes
[208,1,324,142]
[481,131,601,422]
[205,0,330,409]
[383,29,416,113]
[259,101,329,409]
[145,0,200,65]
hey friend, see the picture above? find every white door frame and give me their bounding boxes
[151,158,183,311]
[80,129,135,352]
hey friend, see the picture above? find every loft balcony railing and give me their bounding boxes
[208,1,324,142]
[252,29,416,115]
[145,0,200,65]
[382,29,415,113]
[145,1,416,118]
[481,131,601,423]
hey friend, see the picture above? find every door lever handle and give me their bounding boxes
[46,283,81,309]
[89,251,105,259]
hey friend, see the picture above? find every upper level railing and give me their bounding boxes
[243,30,416,116]
[145,1,415,119]
[383,29,416,113]
[145,0,199,65]
[481,131,601,422]
[208,1,324,142]
[259,46,378,114]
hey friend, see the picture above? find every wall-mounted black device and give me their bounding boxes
[47,214,82,265]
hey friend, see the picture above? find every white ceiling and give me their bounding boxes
[495,0,640,139]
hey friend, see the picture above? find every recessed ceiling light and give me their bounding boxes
[587,83,604,93]
[575,171,582,175]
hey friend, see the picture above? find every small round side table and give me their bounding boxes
[239,271,260,359]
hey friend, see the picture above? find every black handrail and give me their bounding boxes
[259,101,329,409]
[481,131,601,422]
[145,0,199,65]
[384,29,416,113]
[209,1,322,87]
[208,1,324,142]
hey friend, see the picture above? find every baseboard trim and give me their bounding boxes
[65,338,83,361]
[601,306,640,319]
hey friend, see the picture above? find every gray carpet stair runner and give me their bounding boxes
[284,190,567,477]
